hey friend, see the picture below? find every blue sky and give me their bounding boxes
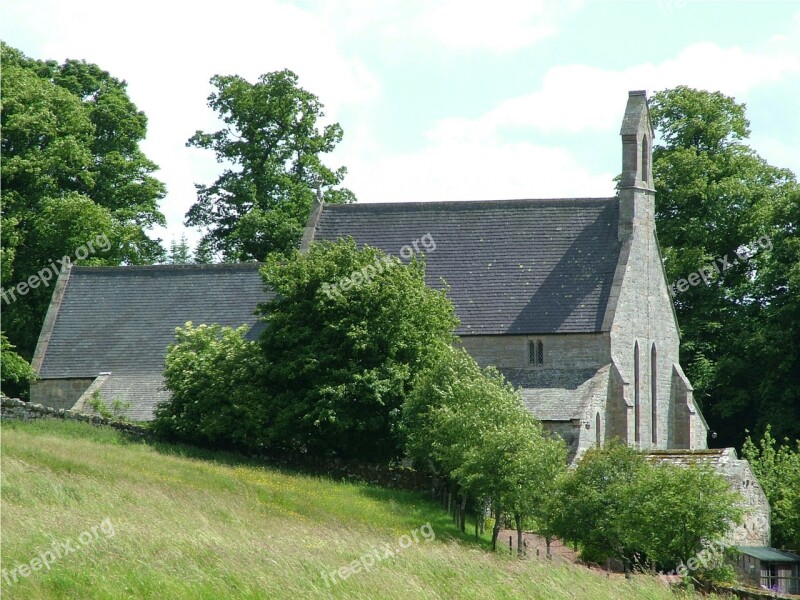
[3,0,799,248]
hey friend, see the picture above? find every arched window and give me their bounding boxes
[641,135,649,185]
[651,344,658,445]
[595,412,602,446]
[634,342,640,443]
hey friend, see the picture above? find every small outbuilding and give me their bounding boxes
[735,546,800,594]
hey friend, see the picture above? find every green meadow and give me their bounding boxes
[1,419,716,599]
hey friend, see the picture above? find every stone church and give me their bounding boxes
[29,91,769,544]
[302,90,707,460]
[31,90,708,451]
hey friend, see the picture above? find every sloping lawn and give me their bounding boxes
[1,419,712,599]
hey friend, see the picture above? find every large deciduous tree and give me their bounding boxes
[186,70,355,261]
[258,239,457,460]
[1,44,166,384]
[650,86,800,447]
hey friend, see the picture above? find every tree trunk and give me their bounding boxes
[545,536,552,560]
[491,503,501,551]
[515,513,524,557]
[459,494,467,532]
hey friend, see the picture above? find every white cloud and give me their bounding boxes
[341,139,615,203]
[315,0,583,53]
[345,23,800,206]
[428,40,800,143]
[415,0,581,52]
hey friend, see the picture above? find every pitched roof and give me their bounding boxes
[37,263,270,379]
[736,547,800,563]
[91,373,170,422]
[310,198,622,335]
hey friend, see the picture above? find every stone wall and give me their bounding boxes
[609,184,703,450]
[459,332,608,371]
[543,420,581,464]
[1,395,149,437]
[717,449,771,547]
[30,377,94,411]
[1,396,433,492]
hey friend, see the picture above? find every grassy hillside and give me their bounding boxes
[1,419,713,599]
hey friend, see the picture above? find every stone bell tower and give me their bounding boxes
[618,90,655,241]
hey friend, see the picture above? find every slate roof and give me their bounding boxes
[37,263,271,419]
[646,448,732,467]
[310,198,622,335]
[90,373,171,422]
[502,366,610,421]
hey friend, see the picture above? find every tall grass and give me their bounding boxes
[1,419,712,599]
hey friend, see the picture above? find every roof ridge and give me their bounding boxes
[70,263,264,272]
[322,197,617,209]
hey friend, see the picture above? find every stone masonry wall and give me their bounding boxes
[459,332,608,370]
[610,187,697,450]
[0,396,149,437]
[30,378,94,411]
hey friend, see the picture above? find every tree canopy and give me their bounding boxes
[742,427,800,549]
[185,70,355,261]
[404,346,567,551]
[1,44,166,376]
[257,239,457,460]
[651,86,800,446]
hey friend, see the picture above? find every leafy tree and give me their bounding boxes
[258,239,457,460]
[186,70,355,261]
[742,427,800,549]
[553,442,646,568]
[1,333,35,390]
[555,443,745,571]
[621,461,743,568]
[650,86,799,446]
[404,347,567,552]
[154,323,266,450]
[1,44,166,361]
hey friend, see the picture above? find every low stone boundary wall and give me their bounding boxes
[1,395,150,437]
[265,453,436,491]
[712,583,799,599]
[1,395,433,490]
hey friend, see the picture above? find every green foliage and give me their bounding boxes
[154,323,266,450]
[86,392,132,422]
[0,333,35,391]
[186,70,355,261]
[621,462,743,566]
[553,443,742,571]
[258,239,458,460]
[167,234,193,264]
[650,86,800,446]
[742,427,800,548]
[1,44,166,362]
[404,346,567,550]
[553,442,647,565]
